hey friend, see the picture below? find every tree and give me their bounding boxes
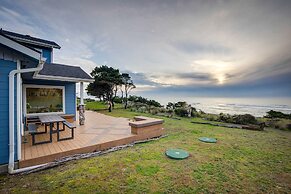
[174,101,187,108]
[87,65,122,112]
[121,73,136,109]
[127,95,161,107]
[87,81,110,101]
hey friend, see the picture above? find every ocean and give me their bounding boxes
[151,96,291,117]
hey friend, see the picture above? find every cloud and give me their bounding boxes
[133,71,291,99]
[0,4,46,37]
[124,71,217,89]
[171,41,234,56]
[55,56,98,75]
[1,0,291,98]
[0,6,21,18]
[123,71,158,86]
[147,72,216,86]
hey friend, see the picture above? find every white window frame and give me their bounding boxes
[23,84,65,116]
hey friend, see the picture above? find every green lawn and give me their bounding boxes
[85,101,123,111]
[1,109,290,193]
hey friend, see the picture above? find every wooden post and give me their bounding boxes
[80,82,84,105]
[79,82,85,125]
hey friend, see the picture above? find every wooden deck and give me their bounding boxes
[20,111,164,168]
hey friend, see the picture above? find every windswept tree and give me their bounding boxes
[87,81,110,101]
[128,95,161,107]
[166,102,175,110]
[87,65,122,112]
[175,101,187,108]
[121,73,135,109]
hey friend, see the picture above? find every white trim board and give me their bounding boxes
[4,35,60,49]
[23,84,66,116]
[33,74,94,83]
[0,34,41,60]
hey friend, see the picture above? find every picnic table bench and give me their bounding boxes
[26,114,76,145]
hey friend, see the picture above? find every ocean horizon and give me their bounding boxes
[150,96,291,117]
[85,91,291,117]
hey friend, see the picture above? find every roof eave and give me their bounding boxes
[5,35,61,49]
[33,74,94,83]
[0,34,41,60]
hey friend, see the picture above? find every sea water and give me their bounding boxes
[152,96,291,117]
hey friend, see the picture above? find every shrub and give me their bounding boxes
[149,107,160,115]
[232,114,257,125]
[219,113,233,123]
[195,111,206,118]
[265,110,291,119]
[217,113,258,125]
[84,98,95,102]
[189,107,198,117]
[206,114,217,121]
[113,96,123,103]
[137,106,147,113]
[174,108,188,117]
[159,107,167,113]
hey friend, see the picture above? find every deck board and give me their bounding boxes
[19,111,163,168]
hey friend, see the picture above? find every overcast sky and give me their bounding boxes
[1,0,291,99]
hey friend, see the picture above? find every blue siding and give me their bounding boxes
[65,83,77,116]
[23,79,76,118]
[0,59,18,165]
[42,48,52,63]
[0,64,76,165]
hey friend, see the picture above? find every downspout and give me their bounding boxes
[8,58,45,174]
[20,74,24,136]
[16,60,21,161]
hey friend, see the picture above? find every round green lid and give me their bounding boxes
[165,149,189,160]
[198,137,217,143]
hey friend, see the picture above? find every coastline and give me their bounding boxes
[147,96,291,117]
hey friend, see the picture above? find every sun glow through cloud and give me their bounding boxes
[191,60,234,85]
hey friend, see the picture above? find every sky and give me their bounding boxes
[1,0,291,101]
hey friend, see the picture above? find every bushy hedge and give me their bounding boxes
[265,110,291,120]
[113,96,123,103]
[233,114,257,125]
[219,113,233,123]
[218,113,257,125]
[174,108,189,117]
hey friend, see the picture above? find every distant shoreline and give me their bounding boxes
[150,96,291,117]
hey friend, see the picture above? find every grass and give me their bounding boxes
[85,101,123,111]
[0,109,290,193]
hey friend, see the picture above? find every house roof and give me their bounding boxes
[0,33,41,60]
[34,62,94,82]
[0,29,61,49]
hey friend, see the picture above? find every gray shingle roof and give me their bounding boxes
[0,29,61,49]
[22,62,93,82]
[38,63,93,80]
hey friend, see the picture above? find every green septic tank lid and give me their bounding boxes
[165,149,189,160]
[198,137,217,143]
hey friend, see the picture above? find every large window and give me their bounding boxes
[24,85,65,115]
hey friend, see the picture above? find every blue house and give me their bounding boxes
[0,29,93,173]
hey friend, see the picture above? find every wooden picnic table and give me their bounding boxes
[39,115,65,124]
[38,115,66,143]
